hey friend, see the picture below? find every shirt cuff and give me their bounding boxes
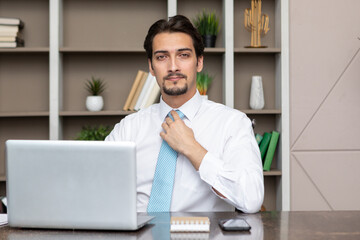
[198,151,222,187]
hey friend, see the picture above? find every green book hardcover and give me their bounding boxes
[255,134,263,145]
[259,132,272,160]
[263,131,280,171]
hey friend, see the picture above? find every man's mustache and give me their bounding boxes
[163,73,187,81]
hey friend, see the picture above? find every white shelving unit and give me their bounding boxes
[0,0,289,210]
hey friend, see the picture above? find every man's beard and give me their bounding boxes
[162,73,188,96]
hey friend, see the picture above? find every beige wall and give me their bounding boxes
[289,0,360,210]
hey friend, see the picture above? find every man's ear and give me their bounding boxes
[148,59,155,76]
[197,55,204,72]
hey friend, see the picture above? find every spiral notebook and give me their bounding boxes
[170,217,210,232]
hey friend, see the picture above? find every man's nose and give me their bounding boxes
[168,57,180,72]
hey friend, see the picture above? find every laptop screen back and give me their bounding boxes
[6,140,137,230]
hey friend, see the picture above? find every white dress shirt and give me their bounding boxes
[105,91,264,213]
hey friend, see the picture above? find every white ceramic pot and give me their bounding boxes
[86,96,104,111]
[200,95,208,100]
[249,76,265,110]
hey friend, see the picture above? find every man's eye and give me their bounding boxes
[179,53,190,58]
[156,55,167,60]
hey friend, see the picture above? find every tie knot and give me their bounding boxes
[168,110,184,121]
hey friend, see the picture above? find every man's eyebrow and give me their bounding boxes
[177,48,193,52]
[153,48,193,55]
[154,50,168,55]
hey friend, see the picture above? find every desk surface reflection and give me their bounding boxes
[1,211,360,240]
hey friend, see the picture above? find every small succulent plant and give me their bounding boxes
[85,76,106,96]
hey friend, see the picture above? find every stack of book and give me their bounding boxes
[123,70,161,111]
[255,131,280,171]
[0,17,24,48]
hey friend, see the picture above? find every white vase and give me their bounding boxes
[200,95,208,100]
[86,96,104,111]
[249,76,265,110]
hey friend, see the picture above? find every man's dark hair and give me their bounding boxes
[144,15,204,61]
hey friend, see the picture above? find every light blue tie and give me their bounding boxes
[147,110,185,212]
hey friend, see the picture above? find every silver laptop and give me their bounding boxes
[5,140,154,230]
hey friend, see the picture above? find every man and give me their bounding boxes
[106,15,264,213]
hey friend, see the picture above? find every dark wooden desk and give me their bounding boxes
[1,211,360,240]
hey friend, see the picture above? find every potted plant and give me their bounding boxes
[196,72,214,100]
[75,125,112,141]
[85,76,106,111]
[193,10,220,48]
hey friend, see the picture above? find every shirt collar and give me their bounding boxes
[159,90,202,121]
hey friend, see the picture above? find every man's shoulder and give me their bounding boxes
[200,100,252,133]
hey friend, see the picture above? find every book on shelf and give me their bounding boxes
[0,17,24,28]
[263,131,280,171]
[0,40,24,48]
[0,25,20,33]
[259,132,272,160]
[128,72,149,110]
[0,31,22,37]
[142,77,160,109]
[138,75,157,110]
[123,70,145,111]
[123,70,161,111]
[134,73,154,111]
[0,17,24,48]
[0,36,22,42]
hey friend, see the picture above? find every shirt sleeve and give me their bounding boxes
[198,113,264,213]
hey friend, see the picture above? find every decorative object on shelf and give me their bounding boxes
[196,72,213,100]
[249,75,265,110]
[244,0,270,48]
[75,125,112,141]
[85,76,106,111]
[193,10,220,48]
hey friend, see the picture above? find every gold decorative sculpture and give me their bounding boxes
[244,0,270,48]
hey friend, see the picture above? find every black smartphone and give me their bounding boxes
[218,218,251,231]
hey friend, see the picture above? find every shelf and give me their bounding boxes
[0,0,288,211]
[234,48,281,53]
[0,47,49,53]
[263,170,282,176]
[60,47,145,53]
[59,47,226,54]
[0,112,49,117]
[242,109,281,114]
[60,110,135,117]
[56,47,281,53]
